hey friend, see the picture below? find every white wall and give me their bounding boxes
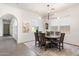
[10,19,13,36]
[49,5,79,45]
[19,10,43,43]
[0,19,3,36]
[10,18,18,40]
[0,4,42,43]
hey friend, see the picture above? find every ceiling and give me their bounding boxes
[5,3,78,17]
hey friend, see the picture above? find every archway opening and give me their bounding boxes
[0,14,18,40]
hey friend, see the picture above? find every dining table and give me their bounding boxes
[45,35,61,48]
[45,35,60,39]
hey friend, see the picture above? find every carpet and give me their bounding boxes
[24,41,79,56]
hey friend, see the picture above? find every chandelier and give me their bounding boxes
[45,4,57,30]
[47,4,57,20]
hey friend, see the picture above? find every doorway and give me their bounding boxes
[3,23,10,36]
[0,14,18,40]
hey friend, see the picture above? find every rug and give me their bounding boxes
[24,41,79,56]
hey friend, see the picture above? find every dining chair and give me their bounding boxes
[39,33,51,50]
[52,33,65,51]
[34,32,39,46]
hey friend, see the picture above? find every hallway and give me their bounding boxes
[0,36,36,56]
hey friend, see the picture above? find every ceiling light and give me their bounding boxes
[47,4,57,20]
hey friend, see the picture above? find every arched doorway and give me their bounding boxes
[0,14,18,40]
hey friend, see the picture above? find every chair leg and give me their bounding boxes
[45,44,47,51]
[35,41,36,46]
[51,43,52,48]
[62,42,64,49]
[59,43,61,51]
[38,41,40,47]
[39,42,41,48]
[50,41,53,48]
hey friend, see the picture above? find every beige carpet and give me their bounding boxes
[25,41,79,56]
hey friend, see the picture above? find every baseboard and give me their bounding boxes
[21,40,35,44]
[64,42,79,47]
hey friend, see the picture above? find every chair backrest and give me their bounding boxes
[34,32,39,41]
[60,33,65,42]
[39,33,46,43]
[55,32,60,36]
[46,31,50,36]
[50,31,54,35]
